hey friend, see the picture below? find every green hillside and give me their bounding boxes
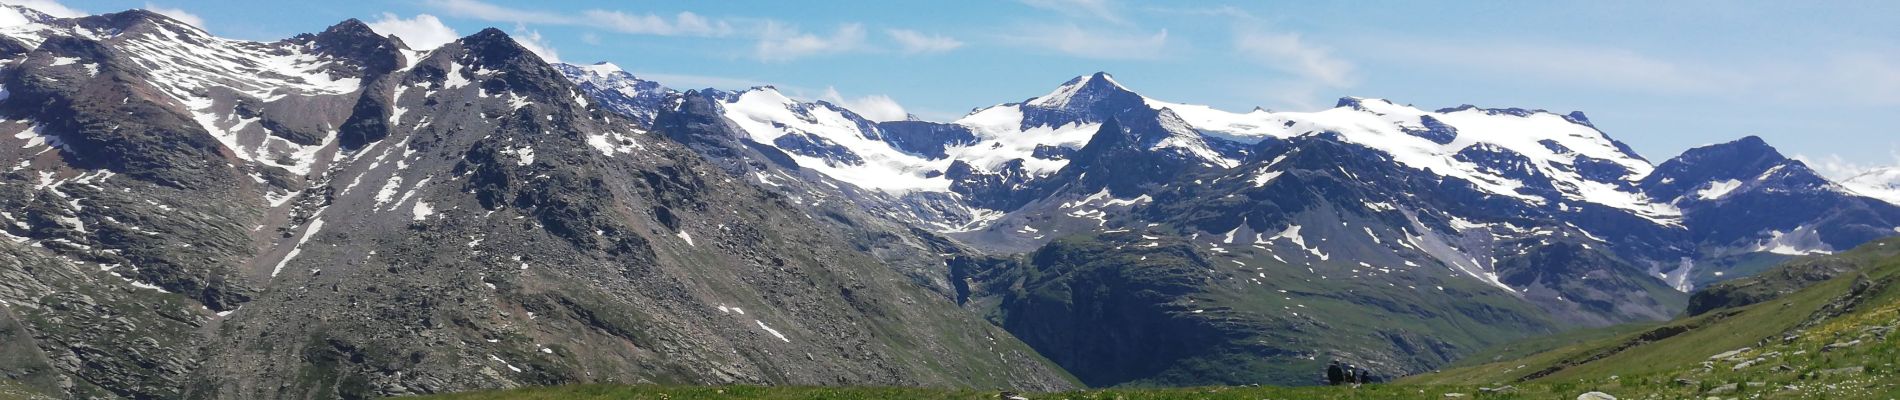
[410,238,1900,399]
[1407,237,1900,397]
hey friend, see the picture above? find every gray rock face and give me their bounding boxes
[0,8,1072,399]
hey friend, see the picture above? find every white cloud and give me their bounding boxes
[424,0,566,25]
[403,1,561,61]
[1817,52,1900,105]
[1019,0,1123,24]
[1795,151,1900,180]
[886,29,963,55]
[1363,39,1900,106]
[0,0,82,18]
[510,24,560,62]
[142,3,202,29]
[1364,40,1740,95]
[1009,24,1168,60]
[821,87,909,122]
[580,32,601,45]
[755,22,865,62]
[366,13,460,51]
[428,0,731,37]
[580,9,733,36]
[1233,31,1354,87]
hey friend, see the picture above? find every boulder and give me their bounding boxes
[1578,391,1617,400]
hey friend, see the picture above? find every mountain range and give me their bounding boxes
[0,7,1069,399]
[556,59,1900,385]
[0,4,1895,398]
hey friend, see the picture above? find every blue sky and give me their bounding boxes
[26,0,1900,175]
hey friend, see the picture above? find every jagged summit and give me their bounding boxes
[323,18,374,35]
[1029,71,1134,108]
[583,60,624,73]
[0,4,58,27]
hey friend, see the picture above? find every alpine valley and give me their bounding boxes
[0,4,1897,400]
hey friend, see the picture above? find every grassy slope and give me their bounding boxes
[0,381,54,400]
[1405,238,1900,397]
[412,238,1900,399]
[966,232,1560,387]
[1435,322,1657,370]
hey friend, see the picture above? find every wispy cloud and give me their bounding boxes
[428,0,931,62]
[1796,150,1900,180]
[886,29,963,55]
[1233,31,1354,87]
[1367,41,1737,94]
[366,13,459,50]
[425,0,732,37]
[0,0,83,18]
[1362,39,1900,107]
[143,2,203,28]
[822,87,909,122]
[1008,24,1169,60]
[1819,52,1900,105]
[1018,0,1124,24]
[423,0,566,25]
[755,22,866,62]
[578,9,733,36]
[510,24,559,62]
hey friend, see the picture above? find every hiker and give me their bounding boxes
[1355,368,1371,385]
[1345,365,1360,385]
[1325,360,1345,386]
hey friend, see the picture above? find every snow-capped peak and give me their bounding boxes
[717,86,951,193]
[556,62,672,123]
[571,61,626,76]
[1842,166,1900,206]
[0,5,57,29]
[585,61,622,72]
[1028,72,1132,109]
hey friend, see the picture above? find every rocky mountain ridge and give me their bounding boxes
[561,56,1900,387]
[0,7,1074,399]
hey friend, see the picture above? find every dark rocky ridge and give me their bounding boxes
[0,10,1075,399]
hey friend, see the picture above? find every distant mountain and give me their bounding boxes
[1841,166,1900,206]
[0,7,1073,399]
[552,62,672,125]
[1410,236,1900,399]
[1641,137,1900,288]
[567,65,1900,386]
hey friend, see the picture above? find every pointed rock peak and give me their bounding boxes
[1696,135,1782,161]
[1082,71,1125,88]
[1031,71,1138,109]
[1643,135,1806,196]
[84,9,198,34]
[1565,111,1594,127]
[306,17,406,75]
[1335,97,1420,116]
[1335,96,1368,109]
[742,85,785,96]
[1435,104,1550,118]
[462,27,514,45]
[313,18,399,48]
[1732,135,1770,148]
[454,27,540,66]
[560,61,630,78]
[322,18,376,36]
[588,61,623,72]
